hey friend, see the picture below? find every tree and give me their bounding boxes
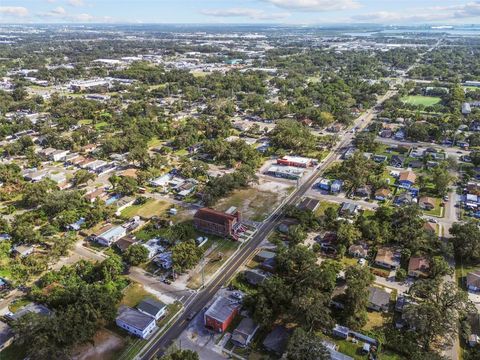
[99,255,124,281]
[123,244,149,266]
[336,222,361,248]
[430,167,453,195]
[117,176,138,196]
[108,174,121,190]
[450,221,480,264]
[287,225,307,245]
[171,240,203,273]
[286,328,330,360]
[343,265,374,329]
[72,169,95,186]
[405,280,474,352]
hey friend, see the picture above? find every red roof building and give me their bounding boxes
[193,207,243,239]
[204,296,239,332]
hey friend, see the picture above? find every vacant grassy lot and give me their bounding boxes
[187,238,240,289]
[121,199,171,219]
[120,282,152,307]
[401,95,442,106]
[215,182,291,221]
[422,198,444,217]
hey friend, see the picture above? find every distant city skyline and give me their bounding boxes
[1,0,480,25]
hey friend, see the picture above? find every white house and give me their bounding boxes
[137,298,167,320]
[50,150,69,162]
[116,306,157,339]
[96,226,127,246]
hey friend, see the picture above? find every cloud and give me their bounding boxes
[0,6,29,17]
[263,0,360,12]
[67,0,86,7]
[72,13,94,21]
[201,7,289,20]
[352,1,480,23]
[39,6,67,17]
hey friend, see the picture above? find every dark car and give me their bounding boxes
[186,311,196,321]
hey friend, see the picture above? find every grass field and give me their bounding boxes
[401,95,442,106]
[120,282,153,307]
[120,199,171,219]
[187,238,240,289]
[422,198,444,217]
[215,183,292,222]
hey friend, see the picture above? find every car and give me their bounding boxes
[186,311,197,321]
[428,218,438,223]
[443,195,449,201]
[457,151,463,154]
[231,291,244,300]
[162,278,172,285]
[358,258,367,266]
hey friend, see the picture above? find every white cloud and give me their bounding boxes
[263,0,360,12]
[352,1,480,23]
[39,6,67,17]
[0,6,29,17]
[73,13,94,21]
[46,0,56,3]
[67,0,86,7]
[201,7,289,20]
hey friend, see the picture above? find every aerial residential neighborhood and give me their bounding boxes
[0,2,480,360]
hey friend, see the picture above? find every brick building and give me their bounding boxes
[193,207,244,239]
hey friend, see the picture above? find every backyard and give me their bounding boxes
[120,199,172,220]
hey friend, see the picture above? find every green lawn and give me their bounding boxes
[455,261,478,289]
[120,282,153,308]
[95,121,109,130]
[187,238,240,289]
[315,201,340,216]
[401,95,442,106]
[8,298,32,313]
[120,199,171,219]
[422,198,444,217]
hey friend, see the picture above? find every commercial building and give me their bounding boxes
[194,207,244,239]
[204,296,239,332]
[276,156,313,168]
[116,306,157,339]
[266,165,305,180]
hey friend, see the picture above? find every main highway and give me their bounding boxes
[140,90,395,360]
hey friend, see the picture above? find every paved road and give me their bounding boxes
[140,91,396,359]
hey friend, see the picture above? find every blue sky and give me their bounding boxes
[1,0,480,24]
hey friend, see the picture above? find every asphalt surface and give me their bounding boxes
[140,91,395,360]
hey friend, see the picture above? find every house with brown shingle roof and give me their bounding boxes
[398,170,416,189]
[419,196,436,210]
[408,256,430,278]
[374,247,400,269]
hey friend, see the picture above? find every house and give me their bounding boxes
[116,306,157,339]
[375,188,391,201]
[374,247,400,269]
[395,295,414,313]
[115,235,136,252]
[368,287,391,312]
[355,186,371,198]
[5,303,51,322]
[137,298,167,320]
[204,296,239,332]
[394,192,414,206]
[394,129,405,140]
[193,207,244,240]
[390,155,405,168]
[153,252,172,269]
[12,245,34,257]
[372,154,387,163]
[340,202,357,216]
[66,217,86,231]
[331,180,343,193]
[50,149,69,162]
[467,270,480,292]
[380,129,392,138]
[263,326,290,355]
[398,171,416,189]
[419,196,436,210]
[348,244,368,258]
[142,239,165,259]
[266,165,305,180]
[408,256,430,278]
[95,225,127,247]
[318,178,331,191]
[463,102,472,115]
[333,324,350,339]
[231,317,259,347]
[254,250,275,263]
[0,321,13,351]
[297,197,320,212]
[244,269,270,286]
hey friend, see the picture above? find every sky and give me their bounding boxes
[1,0,480,25]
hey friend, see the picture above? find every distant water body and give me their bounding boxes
[344,28,480,37]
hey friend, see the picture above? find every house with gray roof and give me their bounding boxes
[137,298,167,320]
[263,326,290,355]
[231,317,259,347]
[116,306,157,339]
[368,287,391,312]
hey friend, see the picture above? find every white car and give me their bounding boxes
[358,258,367,266]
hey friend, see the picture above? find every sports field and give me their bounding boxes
[401,95,441,106]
